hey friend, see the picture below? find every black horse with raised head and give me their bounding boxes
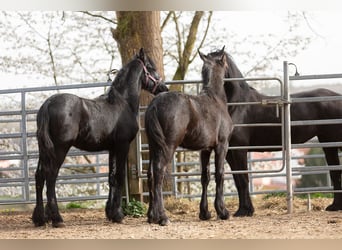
[205,49,342,216]
[32,48,168,227]
[145,47,233,225]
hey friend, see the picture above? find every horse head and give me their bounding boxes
[198,46,227,87]
[136,48,168,95]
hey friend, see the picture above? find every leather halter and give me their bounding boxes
[137,59,161,94]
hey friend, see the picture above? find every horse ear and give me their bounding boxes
[198,49,208,62]
[220,45,225,54]
[219,53,225,65]
[139,48,146,62]
[219,51,228,68]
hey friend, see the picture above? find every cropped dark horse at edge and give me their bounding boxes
[32,48,168,227]
[204,49,342,217]
[145,47,233,225]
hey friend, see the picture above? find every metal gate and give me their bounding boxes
[136,61,342,213]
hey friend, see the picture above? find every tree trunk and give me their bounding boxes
[111,11,165,202]
[112,11,164,77]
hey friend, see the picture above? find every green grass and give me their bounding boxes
[297,193,333,199]
[65,201,89,209]
[122,199,147,218]
[0,208,16,215]
[263,192,333,200]
[262,192,287,200]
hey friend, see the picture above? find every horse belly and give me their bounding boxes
[180,127,215,151]
[74,129,111,151]
[247,124,318,151]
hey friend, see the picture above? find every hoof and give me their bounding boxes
[110,212,125,223]
[148,215,170,226]
[326,203,342,211]
[233,207,254,217]
[159,218,170,226]
[199,211,211,221]
[217,209,230,220]
[33,221,46,227]
[32,207,47,227]
[52,222,66,228]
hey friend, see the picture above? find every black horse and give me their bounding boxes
[205,49,342,217]
[145,47,233,225]
[32,48,168,227]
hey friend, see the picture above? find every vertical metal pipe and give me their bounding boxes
[247,152,254,195]
[284,61,293,214]
[125,161,130,203]
[20,91,30,202]
[172,155,178,198]
[136,112,143,176]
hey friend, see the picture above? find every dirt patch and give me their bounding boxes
[1,196,342,239]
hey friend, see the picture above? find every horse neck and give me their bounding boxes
[109,62,143,115]
[224,59,263,103]
[208,68,227,102]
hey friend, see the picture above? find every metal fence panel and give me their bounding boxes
[1,65,342,212]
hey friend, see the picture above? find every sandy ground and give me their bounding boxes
[0,196,342,239]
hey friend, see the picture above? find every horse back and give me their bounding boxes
[291,88,342,119]
[75,96,139,150]
[231,87,342,148]
[41,93,138,151]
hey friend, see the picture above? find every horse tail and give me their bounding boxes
[36,101,56,164]
[144,104,168,157]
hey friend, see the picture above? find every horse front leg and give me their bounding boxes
[214,145,229,220]
[227,150,254,217]
[106,145,128,223]
[323,147,342,211]
[199,150,212,220]
[147,152,169,226]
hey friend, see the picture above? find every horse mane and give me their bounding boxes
[106,53,157,104]
[106,55,140,104]
[211,50,260,100]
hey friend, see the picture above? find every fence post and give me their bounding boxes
[20,91,30,202]
[284,61,293,214]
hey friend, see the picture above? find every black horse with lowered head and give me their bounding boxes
[32,48,168,227]
[205,49,342,217]
[145,47,233,225]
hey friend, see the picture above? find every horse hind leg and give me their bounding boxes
[44,147,69,227]
[147,150,171,226]
[32,159,47,227]
[213,145,229,220]
[323,147,342,211]
[105,145,130,223]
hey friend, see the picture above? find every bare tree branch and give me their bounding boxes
[182,11,204,66]
[161,11,172,32]
[172,11,182,64]
[17,12,45,40]
[80,11,117,25]
[47,34,58,85]
[302,12,325,39]
[191,11,212,64]
[171,11,204,80]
